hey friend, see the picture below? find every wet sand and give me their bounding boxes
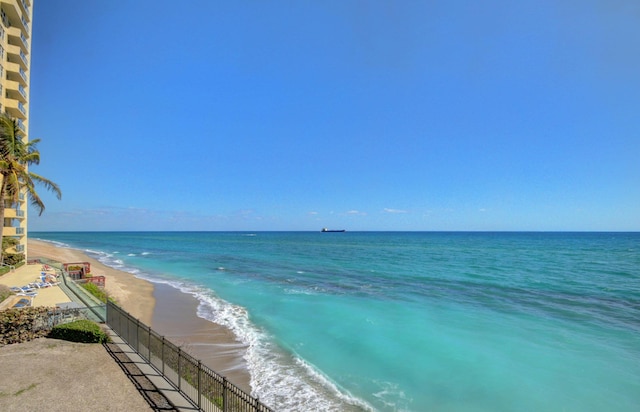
[25,239,252,392]
[152,283,251,393]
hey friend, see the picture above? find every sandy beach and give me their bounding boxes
[11,239,252,392]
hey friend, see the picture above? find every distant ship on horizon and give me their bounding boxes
[321,228,346,233]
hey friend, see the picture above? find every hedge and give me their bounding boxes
[49,319,109,343]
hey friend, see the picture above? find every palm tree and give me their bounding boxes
[0,114,61,264]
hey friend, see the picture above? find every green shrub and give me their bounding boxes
[49,319,109,343]
[3,253,25,266]
[82,282,106,301]
[0,284,11,303]
[81,282,116,304]
[0,260,26,275]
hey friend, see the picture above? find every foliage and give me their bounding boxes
[0,284,11,303]
[48,319,109,343]
[0,307,52,345]
[0,113,62,264]
[2,236,18,250]
[3,253,25,266]
[81,282,115,303]
[0,237,24,266]
[0,260,24,275]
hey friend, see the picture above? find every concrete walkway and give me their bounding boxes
[105,327,201,411]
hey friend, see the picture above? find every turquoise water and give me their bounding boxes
[31,232,640,411]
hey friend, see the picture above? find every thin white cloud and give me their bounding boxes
[384,208,408,214]
[346,210,367,216]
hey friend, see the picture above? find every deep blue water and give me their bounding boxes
[31,232,640,411]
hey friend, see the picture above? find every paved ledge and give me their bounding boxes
[105,327,200,411]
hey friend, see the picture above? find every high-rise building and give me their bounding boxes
[0,0,32,260]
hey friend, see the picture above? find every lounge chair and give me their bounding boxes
[31,281,54,288]
[11,285,36,293]
[13,297,32,308]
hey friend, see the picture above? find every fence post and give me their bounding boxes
[136,318,140,353]
[178,347,182,389]
[124,311,129,342]
[197,360,202,409]
[223,377,228,412]
[161,336,166,375]
[148,325,152,360]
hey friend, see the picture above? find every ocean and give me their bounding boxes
[31,231,640,411]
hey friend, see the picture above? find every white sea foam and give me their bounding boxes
[84,248,107,257]
[372,380,412,412]
[284,288,318,296]
[85,249,142,276]
[33,238,70,249]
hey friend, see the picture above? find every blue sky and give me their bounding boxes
[28,1,639,231]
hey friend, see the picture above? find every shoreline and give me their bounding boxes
[26,239,252,392]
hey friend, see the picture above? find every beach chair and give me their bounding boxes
[11,285,36,294]
[13,297,33,308]
[31,281,53,288]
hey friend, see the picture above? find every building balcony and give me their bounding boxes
[5,79,26,102]
[1,1,29,34]
[7,26,29,53]
[5,61,27,85]
[7,43,28,70]
[4,208,25,219]
[4,98,26,119]
[2,226,25,237]
[17,0,30,20]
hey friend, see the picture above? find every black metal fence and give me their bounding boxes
[106,300,273,412]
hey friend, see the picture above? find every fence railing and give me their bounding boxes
[106,301,273,412]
